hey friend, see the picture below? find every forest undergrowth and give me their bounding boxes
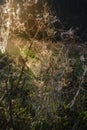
[0,0,87,130]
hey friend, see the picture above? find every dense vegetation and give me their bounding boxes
[0,0,87,130]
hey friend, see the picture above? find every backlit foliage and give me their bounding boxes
[0,0,57,53]
[0,1,87,130]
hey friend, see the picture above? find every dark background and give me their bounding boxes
[48,0,87,40]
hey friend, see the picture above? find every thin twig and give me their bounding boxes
[68,66,87,109]
[16,23,43,87]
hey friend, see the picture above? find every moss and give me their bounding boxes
[20,46,36,59]
[27,50,36,59]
